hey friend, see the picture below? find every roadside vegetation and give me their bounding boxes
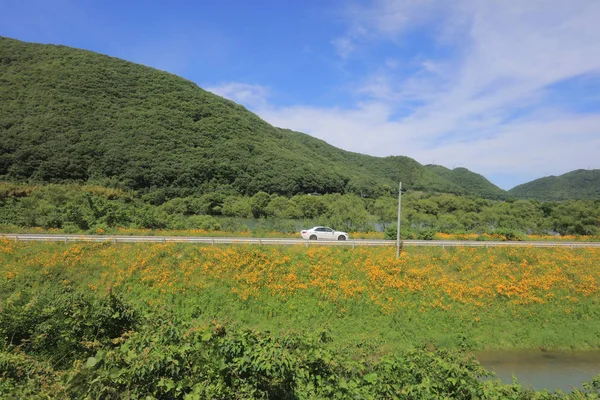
[1,182,598,240]
[1,240,600,398]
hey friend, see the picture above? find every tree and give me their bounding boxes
[265,195,290,219]
[291,195,327,219]
[221,196,252,218]
[372,196,397,230]
[321,194,372,232]
[414,199,439,216]
[250,191,270,218]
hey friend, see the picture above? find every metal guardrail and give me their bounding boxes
[2,234,600,248]
[401,240,600,248]
[1,234,392,247]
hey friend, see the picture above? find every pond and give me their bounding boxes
[475,350,600,393]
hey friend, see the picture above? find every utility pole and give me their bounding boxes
[396,182,402,259]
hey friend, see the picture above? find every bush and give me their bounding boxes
[268,219,299,233]
[186,215,221,231]
[62,222,80,234]
[167,214,187,230]
[417,229,436,240]
[384,225,416,240]
[60,319,578,399]
[92,223,109,235]
[384,225,397,240]
[0,285,138,368]
[494,228,524,241]
[0,351,63,398]
[219,218,248,232]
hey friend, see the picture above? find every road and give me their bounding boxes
[2,234,600,248]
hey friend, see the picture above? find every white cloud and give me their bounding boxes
[205,82,270,109]
[331,37,355,59]
[295,1,600,187]
[255,102,600,189]
[331,0,455,57]
[260,102,401,155]
[208,0,600,189]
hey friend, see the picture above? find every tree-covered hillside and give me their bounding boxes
[1,36,499,198]
[508,169,600,201]
[425,165,506,200]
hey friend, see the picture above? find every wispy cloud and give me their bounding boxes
[216,0,600,189]
[331,37,355,60]
[206,82,270,109]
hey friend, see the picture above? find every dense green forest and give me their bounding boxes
[1,36,510,199]
[509,169,600,201]
[424,165,506,199]
[1,182,598,237]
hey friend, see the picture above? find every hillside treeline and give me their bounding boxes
[1,36,506,199]
[508,169,600,200]
[4,37,599,201]
[1,183,598,236]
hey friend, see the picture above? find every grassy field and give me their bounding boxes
[2,239,600,397]
[2,239,599,352]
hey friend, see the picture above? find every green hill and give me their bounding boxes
[1,36,496,198]
[425,165,507,199]
[508,169,600,200]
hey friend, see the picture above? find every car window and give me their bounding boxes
[315,227,325,232]
[325,228,333,233]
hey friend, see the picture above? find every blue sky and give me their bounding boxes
[2,0,600,190]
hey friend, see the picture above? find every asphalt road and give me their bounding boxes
[2,234,600,248]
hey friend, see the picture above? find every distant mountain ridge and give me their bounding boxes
[2,36,593,200]
[508,169,600,201]
[425,165,506,199]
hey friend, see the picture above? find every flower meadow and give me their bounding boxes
[1,239,600,398]
[2,239,599,350]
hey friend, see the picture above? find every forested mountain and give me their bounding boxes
[424,165,506,200]
[508,169,600,201]
[1,36,502,198]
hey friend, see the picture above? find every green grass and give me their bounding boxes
[2,240,600,398]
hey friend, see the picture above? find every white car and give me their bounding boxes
[300,226,349,241]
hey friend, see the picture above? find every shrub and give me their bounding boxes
[186,215,221,231]
[0,284,138,368]
[494,228,524,241]
[62,222,80,234]
[384,225,417,240]
[417,229,436,240]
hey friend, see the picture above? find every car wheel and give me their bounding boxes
[338,235,346,241]
[309,235,317,240]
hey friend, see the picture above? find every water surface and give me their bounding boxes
[475,350,600,393]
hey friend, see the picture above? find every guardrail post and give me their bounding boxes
[65,237,68,244]
[211,238,215,246]
[259,239,262,245]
